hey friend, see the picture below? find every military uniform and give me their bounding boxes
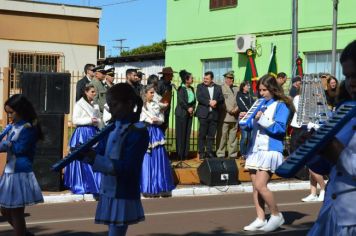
[216,71,239,158]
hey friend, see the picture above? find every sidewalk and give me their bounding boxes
[42,179,310,204]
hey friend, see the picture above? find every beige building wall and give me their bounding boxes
[0,0,101,123]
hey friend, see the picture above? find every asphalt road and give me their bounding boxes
[0,190,322,236]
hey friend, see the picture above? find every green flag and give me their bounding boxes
[267,45,277,78]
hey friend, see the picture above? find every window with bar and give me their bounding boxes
[8,51,64,95]
[210,0,237,10]
[203,58,232,85]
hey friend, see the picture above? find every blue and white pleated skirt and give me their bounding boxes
[245,150,283,173]
[64,126,101,194]
[307,199,356,236]
[0,172,43,208]
[95,195,145,226]
[141,125,175,195]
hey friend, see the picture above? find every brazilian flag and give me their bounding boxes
[244,49,259,95]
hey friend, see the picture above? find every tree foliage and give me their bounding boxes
[121,40,166,56]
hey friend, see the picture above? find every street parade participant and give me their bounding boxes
[79,83,149,236]
[140,84,175,197]
[307,40,356,236]
[0,94,44,236]
[242,74,293,232]
[64,84,102,195]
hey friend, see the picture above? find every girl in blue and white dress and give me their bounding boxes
[79,83,149,236]
[140,84,175,197]
[307,40,356,236]
[0,94,44,236]
[64,84,103,194]
[242,74,294,232]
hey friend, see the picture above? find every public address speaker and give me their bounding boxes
[197,158,239,186]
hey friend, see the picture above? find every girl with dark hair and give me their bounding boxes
[140,85,175,197]
[307,40,356,236]
[79,83,149,236]
[243,74,293,232]
[64,84,102,195]
[324,76,339,110]
[0,94,44,236]
[175,70,196,161]
[236,81,254,158]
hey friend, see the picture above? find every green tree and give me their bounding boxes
[121,40,166,56]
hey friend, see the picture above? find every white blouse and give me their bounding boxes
[73,97,102,128]
[140,101,164,124]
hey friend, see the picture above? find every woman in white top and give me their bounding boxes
[140,84,175,197]
[64,84,103,195]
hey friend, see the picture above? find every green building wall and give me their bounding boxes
[164,0,356,150]
[166,0,356,85]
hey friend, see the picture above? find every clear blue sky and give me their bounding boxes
[36,0,166,57]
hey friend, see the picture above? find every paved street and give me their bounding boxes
[0,190,322,236]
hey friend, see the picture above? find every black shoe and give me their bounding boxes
[26,232,35,236]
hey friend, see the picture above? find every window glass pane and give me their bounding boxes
[203,58,232,85]
[305,51,344,81]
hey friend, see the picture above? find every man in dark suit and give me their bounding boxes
[76,63,95,101]
[196,71,224,159]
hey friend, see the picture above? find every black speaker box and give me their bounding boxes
[33,114,64,191]
[20,72,70,114]
[33,155,63,191]
[197,158,239,186]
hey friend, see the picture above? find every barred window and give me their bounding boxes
[203,58,232,85]
[305,51,343,81]
[8,51,64,95]
[210,0,237,10]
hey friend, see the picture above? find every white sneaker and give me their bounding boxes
[318,190,325,202]
[243,218,267,231]
[260,213,285,232]
[301,194,318,202]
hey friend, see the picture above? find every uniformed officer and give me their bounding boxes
[216,71,239,159]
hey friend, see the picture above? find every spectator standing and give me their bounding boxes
[156,67,177,132]
[76,63,95,101]
[196,71,224,159]
[175,70,196,161]
[90,65,107,115]
[236,82,255,158]
[216,71,239,159]
[325,75,339,110]
[289,76,302,98]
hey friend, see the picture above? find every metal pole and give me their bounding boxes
[292,0,298,77]
[331,0,339,76]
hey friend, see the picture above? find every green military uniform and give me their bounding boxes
[216,71,239,158]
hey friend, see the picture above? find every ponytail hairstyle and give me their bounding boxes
[141,84,155,110]
[106,83,143,123]
[4,94,44,140]
[82,84,95,105]
[258,74,295,113]
[179,69,192,86]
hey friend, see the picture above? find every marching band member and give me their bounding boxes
[307,40,356,236]
[79,83,149,236]
[0,95,44,236]
[243,74,294,232]
[64,84,102,195]
[140,84,175,197]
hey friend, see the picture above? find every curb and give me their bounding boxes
[43,180,310,204]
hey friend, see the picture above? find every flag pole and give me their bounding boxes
[292,0,298,78]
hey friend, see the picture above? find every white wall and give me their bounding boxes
[113,59,165,83]
[0,39,97,71]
